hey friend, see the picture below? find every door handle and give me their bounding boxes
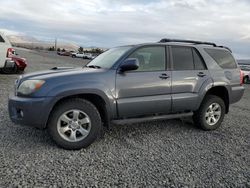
[159,73,169,79]
[197,72,206,77]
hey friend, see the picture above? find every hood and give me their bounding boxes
[20,67,105,81]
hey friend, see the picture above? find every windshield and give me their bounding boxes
[86,46,132,69]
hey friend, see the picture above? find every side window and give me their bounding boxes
[172,47,194,70]
[192,49,206,70]
[205,48,237,69]
[128,46,166,71]
[0,35,5,43]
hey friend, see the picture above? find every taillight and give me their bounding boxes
[240,70,243,86]
[6,48,14,58]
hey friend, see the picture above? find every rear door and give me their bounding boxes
[170,46,210,112]
[116,45,172,117]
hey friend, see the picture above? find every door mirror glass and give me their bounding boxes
[119,58,139,72]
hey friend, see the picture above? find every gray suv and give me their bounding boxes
[8,39,244,149]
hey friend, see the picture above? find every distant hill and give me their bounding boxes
[7,35,79,51]
[237,59,250,65]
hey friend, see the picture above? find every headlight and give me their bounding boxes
[17,80,45,95]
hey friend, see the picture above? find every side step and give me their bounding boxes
[111,112,193,125]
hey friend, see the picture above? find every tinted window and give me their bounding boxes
[205,48,237,69]
[172,47,194,70]
[128,46,165,71]
[193,49,206,70]
[0,35,5,43]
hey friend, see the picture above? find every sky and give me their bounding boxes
[0,0,250,58]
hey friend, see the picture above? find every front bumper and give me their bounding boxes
[8,95,53,129]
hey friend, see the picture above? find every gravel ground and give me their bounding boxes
[0,48,249,187]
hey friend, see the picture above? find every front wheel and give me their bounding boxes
[48,98,102,149]
[193,95,225,131]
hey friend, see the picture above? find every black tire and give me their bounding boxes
[72,55,76,58]
[243,76,249,84]
[2,63,18,74]
[48,98,102,150]
[193,95,225,131]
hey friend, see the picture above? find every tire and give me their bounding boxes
[2,63,18,74]
[72,55,76,58]
[48,98,102,150]
[193,95,225,131]
[243,76,249,84]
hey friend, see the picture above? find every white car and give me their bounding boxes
[0,32,13,68]
[0,32,27,73]
[83,53,94,59]
[71,52,85,58]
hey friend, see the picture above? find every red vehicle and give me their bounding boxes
[2,48,27,74]
[1,32,27,74]
[11,56,27,72]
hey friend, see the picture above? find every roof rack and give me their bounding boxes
[159,38,232,52]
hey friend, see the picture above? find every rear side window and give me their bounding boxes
[193,49,206,70]
[205,48,237,69]
[172,47,193,70]
[0,35,5,43]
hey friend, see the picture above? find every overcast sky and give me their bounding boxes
[0,0,250,58]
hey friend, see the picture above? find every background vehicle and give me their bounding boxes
[9,39,244,149]
[71,52,85,58]
[57,51,71,56]
[240,65,250,83]
[83,53,94,59]
[0,32,27,73]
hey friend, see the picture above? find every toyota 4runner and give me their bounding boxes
[8,39,244,149]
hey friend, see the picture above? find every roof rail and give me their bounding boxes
[159,38,217,46]
[217,45,232,53]
[159,38,232,52]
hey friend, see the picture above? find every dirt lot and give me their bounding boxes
[0,48,249,187]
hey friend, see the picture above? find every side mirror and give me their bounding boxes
[119,58,139,72]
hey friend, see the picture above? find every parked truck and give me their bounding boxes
[0,32,27,73]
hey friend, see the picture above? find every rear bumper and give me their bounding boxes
[8,95,53,129]
[12,57,27,71]
[230,85,245,104]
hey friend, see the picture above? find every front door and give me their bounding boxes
[115,46,172,118]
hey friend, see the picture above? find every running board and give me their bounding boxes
[111,112,193,125]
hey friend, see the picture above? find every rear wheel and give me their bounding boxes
[2,63,18,74]
[48,98,102,149]
[193,95,225,130]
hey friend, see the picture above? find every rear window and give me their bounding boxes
[205,48,237,69]
[0,35,5,43]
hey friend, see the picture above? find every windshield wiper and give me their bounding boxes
[86,65,101,69]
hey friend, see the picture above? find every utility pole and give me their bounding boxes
[55,37,57,51]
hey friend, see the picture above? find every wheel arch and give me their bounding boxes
[46,93,111,129]
[201,86,230,114]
